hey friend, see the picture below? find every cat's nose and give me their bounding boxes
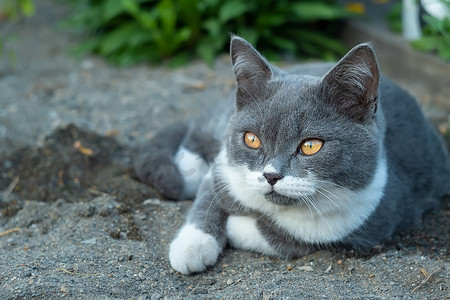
[263,173,284,186]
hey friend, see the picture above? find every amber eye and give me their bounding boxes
[300,138,323,155]
[244,132,261,149]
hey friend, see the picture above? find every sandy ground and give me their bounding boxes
[0,1,448,299]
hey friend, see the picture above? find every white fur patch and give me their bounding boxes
[216,149,387,244]
[169,224,221,275]
[273,175,316,198]
[263,164,277,174]
[226,215,276,256]
[174,147,209,198]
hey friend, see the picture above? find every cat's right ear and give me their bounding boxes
[320,43,380,123]
[230,35,273,109]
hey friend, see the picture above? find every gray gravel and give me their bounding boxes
[0,1,448,299]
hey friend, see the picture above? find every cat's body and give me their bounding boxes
[135,36,450,274]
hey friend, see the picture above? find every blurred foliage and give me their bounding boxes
[0,0,35,63]
[411,12,450,61]
[387,0,450,61]
[387,1,402,33]
[1,0,34,19]
[63,0,354,66]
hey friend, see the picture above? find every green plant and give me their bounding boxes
[411,7,450,61]
[64,0,354,66]
[0,0,35,63]
[387,0,450,61]
[386,1,402,33]
[1,0,34,19]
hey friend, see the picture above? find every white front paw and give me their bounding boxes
[169,224,221,274]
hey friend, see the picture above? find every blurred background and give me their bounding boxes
[0,0,449,147]
[1,0,448,65]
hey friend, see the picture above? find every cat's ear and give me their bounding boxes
[230,35,273,109]
[321,43,380,123]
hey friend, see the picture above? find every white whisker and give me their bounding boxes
[315,188,345,216]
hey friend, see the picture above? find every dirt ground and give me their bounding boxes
[0,1,448,299]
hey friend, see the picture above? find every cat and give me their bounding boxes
[134,36,450,275]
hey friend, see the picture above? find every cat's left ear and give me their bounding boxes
[321,43,380,123]
[230,35,275,109]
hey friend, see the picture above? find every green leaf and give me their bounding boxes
[103,1,126,21]
[411,36,442,52]
[386,2,402,33]
[292,29,347,55]
[219,1,249,23]
[136,11,157,30]
[256,13,285,27]
[173,27,192,46]
[238,28,259,45]
[71,38,101,58]
[422,15,442,34]
[437,42,450,60]
[290,2,351,21]
[19,0,34,17]
[197,39,215,64]
[100,23,139,54]
[157,0,177,37]
[271,36,297,52]
[120,0,140,16]
[203,19,221,37]
[169,52,191,67]
[128,32,154,47]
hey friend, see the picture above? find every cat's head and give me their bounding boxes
[220,36,385,212]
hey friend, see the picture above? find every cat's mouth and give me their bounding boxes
[264,190,300,206]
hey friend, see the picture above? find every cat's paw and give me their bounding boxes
[169,224,221,275]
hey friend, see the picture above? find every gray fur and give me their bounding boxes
[134,122,188,199]
[135,36,450,272]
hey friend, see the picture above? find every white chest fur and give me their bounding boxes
[174,147,209,199]
[216,150,387,244]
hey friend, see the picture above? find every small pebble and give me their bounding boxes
[226,279,234,285]
[86,206,96,217]
[143,199,161,206]
[60,286,69,294]
[298,266,313,272]
[118,254,133,262]
[80,238,97,245]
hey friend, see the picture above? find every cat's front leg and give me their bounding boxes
[169,171,228,274]
[226,215,314,259]
[226,215,278,257]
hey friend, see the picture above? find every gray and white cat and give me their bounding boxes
[135,36,450,275]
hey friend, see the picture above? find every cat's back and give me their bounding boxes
[380,76,449,184]
[378,77,449,227]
